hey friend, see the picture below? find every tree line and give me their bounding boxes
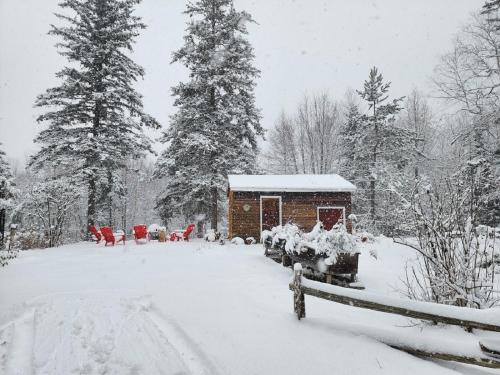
[1,0,262,251]
[0,0,498,255]
[266,3,499,235]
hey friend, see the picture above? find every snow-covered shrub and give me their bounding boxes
[231,237,245,245]
[298,223,357,265]
[271,224,301,252]
[267,222,358,265]
[245,237,256,245]
[0,247,17,267]
[205,230,226,242]
[398,180,499,309]
[261,230,273,245]
[8,228,50,250]
[14,178,81,248]
[0,142,18,251]
[205,229,217,242]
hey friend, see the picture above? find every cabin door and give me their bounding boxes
[261,196,281,232]
[318,207,344,230]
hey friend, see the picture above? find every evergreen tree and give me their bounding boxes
[337,97,370,217]
[337,97,365,181]
[155,0,263,229]
[454,114,500,227]
[30,0,160,227]
[0,143,16,248]
[353,67,415,233]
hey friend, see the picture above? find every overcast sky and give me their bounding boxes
[0,0,484,164]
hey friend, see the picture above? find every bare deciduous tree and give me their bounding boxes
[265,93,341,175]
[397,179,499,309]
[434,11,500,227]
[399,89,435,178]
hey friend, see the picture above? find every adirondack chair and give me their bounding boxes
[100,226,126,246]
[133,224,148,244]
[88,225,102,244]
[170,224,196,241]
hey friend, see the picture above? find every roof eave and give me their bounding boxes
[229,187,356,193]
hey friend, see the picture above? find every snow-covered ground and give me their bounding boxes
[0,238,498,375]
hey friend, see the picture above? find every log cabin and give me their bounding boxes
[227,174,356,240]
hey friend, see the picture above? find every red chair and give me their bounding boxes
[170,224,195,241]
[100,226,126,246]
[133,225,148,244]
[88,225,102,243]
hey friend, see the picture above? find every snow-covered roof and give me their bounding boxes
[228,174,356,192]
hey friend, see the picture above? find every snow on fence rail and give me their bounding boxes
[289,263,500,369]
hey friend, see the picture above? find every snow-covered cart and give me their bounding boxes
[263,223,362,288]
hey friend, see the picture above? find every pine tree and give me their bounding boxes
[337,97,371,217]
[338,97,365,182]
[155,0,263,229]
[454,114,500,227]
[353,67,415,233]
[30,0,160,228]
[0,143,16,248]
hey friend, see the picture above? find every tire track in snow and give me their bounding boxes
[1,309,35,375]
[1,296,222,375]
[146,304,222,375]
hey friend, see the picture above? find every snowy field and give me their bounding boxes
[0,238,498,375]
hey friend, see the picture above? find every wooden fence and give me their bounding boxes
[289,263,500,369]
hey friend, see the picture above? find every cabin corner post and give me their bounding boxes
[293,263,305,320]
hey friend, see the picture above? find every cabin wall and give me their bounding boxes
[228,190,352,240]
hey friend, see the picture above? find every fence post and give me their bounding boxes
[293,263,305,320]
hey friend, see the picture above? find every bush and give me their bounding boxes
[398,180,499,309]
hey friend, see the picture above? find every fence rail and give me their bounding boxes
[289,263,500,369]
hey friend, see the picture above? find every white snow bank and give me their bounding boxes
[0,239,491,375]
[0,294,211,375]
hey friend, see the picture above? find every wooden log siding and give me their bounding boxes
[229,191,261,239]
[228,191,352,239]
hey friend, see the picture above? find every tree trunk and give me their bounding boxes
[197,220,205,238]
[47,200,52,248]
[370,179,376,222]
[0,182,5,248]
[211,186,218,231]
[0,208,5,249]
[370,103,378,225]
[87,174,96,227]
[107,169,113,227]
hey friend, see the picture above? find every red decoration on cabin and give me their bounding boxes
[318,208,344,230]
